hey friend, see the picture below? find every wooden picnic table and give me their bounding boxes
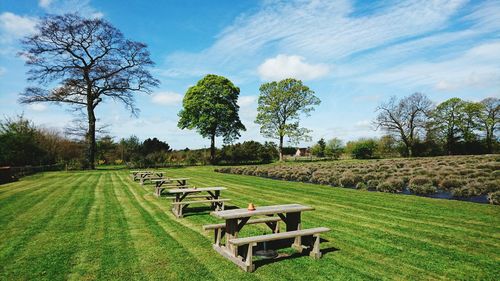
[130,171,165,182]
[139,172,166,185]
[152,178,190,196]
[208,204,328,272]
[167,187,229,218]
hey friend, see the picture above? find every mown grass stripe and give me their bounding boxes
[162,167,499,280]
[0,172,98,280]
[114,171,220,280]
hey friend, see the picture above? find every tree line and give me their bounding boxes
[14,13,498,169]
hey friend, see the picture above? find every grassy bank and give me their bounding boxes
[1,167,499,280]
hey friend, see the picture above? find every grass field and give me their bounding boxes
[1,166,499,280]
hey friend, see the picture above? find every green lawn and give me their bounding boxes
[1,167,499,280]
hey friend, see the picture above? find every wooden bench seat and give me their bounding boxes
[203,217,281,231]
[171,198,231,205]
[228,227,330,272]
[171,198,230,218]
[140,176,164,185]
[154,185,192,197]
[164,194,208,200]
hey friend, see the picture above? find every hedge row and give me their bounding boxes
[215,155,500,204]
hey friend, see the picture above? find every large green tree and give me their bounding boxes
[178,74,245,163]
[255,78,320,161]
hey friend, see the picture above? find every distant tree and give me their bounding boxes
[324,138,344,159]
[376,135,399,158]
[118,135,142,162]
[311,138,326,157]
[459,102,483,143]
[478,97,499,153]
[375,93,432,157]
[255,78,321,161]
[96,135,117,164]
[178,74,245,164]
[18,14,159,169]
[142,137,171,155]
[346,138,378,159]
[430,98,465,155]
[0,115,45,166]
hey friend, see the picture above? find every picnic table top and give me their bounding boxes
[167,186,226,194]
[211,204,314,220]
[130,171,154,173]
[151,177,189,182]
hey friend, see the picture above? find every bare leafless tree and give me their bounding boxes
[18,13,159,169]
[374,93,433,157]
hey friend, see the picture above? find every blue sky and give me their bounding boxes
[1,0,499,149]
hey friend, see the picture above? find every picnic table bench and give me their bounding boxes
[167,187,229,218]
[206,204,329,272]
[131,171,165,183]
[152,178,190,196]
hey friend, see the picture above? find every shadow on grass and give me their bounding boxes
[250,238,339,271]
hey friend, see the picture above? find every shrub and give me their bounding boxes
[367,180,380,190]
[355,182,367,190]
[409,184,437,195]
[439,177,465,190]
[488,191,500,205]
[451,187,477,198]
[339,171,361,187]
[409,176,432,186]
[339,174,355,187]
[363,173,377,181]
[376,178,405,193]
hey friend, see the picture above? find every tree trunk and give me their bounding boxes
[210,134,216,164]
[279,134,284,161]
[87,105,96,170]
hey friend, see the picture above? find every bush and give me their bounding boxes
[376,178,404,193]
[339,171,361,187]
[488,191,500,205]
[409,184,437,195]
[439,178,465,190]
[346,139,378,159]
[367,180,380,190]
[355,182,367,190]
[409,176,432,186]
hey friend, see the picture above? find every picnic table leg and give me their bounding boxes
[225,219,239,256]
[245,242,257,272]
[286,212,303,252]
[309,234,322,259]
[172,194,182,218]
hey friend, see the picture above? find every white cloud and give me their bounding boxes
[28,103,48,112]
[38,0,53,8]
[238,95,256,107]
[0,12,37,40]
[151,92,183,105]
[39,0,103,18]
[258,54,329,81]
[360,41,500,91]
[163,0,467,79]
[0,67,6,76]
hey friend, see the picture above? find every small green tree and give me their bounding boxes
[178,74,245,163]
[459,101,482,143]
[311,138,326,157]
[255,78,321,161]
[324,138,344,159]
[430,98,465,154]
[478,97,499,153]
[346,138,378,159]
